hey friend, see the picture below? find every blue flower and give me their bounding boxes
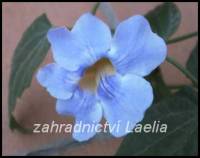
[36,13,167,141]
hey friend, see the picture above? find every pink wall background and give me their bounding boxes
[2,2,198,155]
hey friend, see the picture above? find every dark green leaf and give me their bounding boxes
[173,126,198,156]
[175,86,198,105]
[146,2,181,40]
[186,42,198,79]
[9,114,32,133]
[8,14,52,130]
[116,86,198,156]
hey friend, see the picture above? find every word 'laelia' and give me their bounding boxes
[36,13,167,141]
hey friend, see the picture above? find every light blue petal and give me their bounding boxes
[36,63,80,99]
[48,13,112,72]
[72,12,112,60]
[108,15,167,76]
[97,73,153,137]
[73,102,102,142]
[47,27,94,72]
[56,88,102,142]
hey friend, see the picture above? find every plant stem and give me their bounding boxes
[24,133,112,156]
[166,56,198,87]
[91,2,101,15]
[166,31,198,44]
[168,85,184,90]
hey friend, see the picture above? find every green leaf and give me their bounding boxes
[175,86,198,105]
[146,2,181,40]
[116,86,198,156]
[9,114,32,133]
[186,42,198,79]
[8,14,52,131]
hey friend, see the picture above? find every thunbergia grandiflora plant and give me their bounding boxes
[36,13,167,141]
[8,2,198,156]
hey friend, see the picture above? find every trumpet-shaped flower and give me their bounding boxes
[36,13,167,141]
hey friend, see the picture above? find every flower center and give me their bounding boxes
[79,58,115,91]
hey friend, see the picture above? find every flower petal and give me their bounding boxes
[108,15,167,76]
[97,73,153,137]
[36,63,80,99]
[47,27,94,72]
[56,88,103,142]
[72,13,112,60]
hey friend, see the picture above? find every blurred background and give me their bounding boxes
[2,2,198,156]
